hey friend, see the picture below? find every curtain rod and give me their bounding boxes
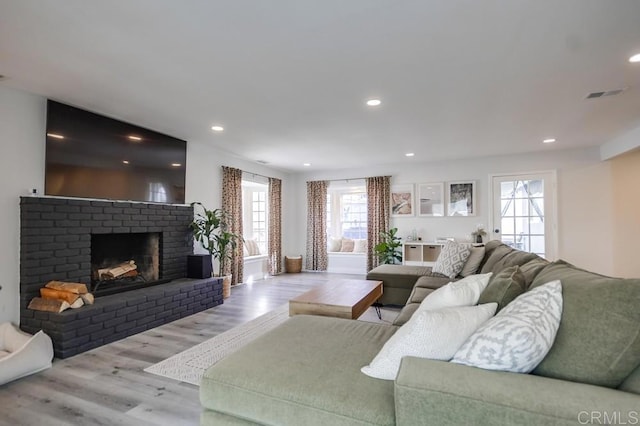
[240,170,278,181]
[307,175,391,183]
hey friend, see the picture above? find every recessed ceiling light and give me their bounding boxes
[629,53,640,63]
[366,99,381,106]
[122,160,130,164]
[405,153,415,157]
[171,163,182,167]
[543,138,556,144]
[128,135,142,141]
[47,133,64,139]
[211,125,224,132]
[303,163,311,167]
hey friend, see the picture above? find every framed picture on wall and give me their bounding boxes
[417,183,444,217]
[391,184,414,217]
[447,181,476,216]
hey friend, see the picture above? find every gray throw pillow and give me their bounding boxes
[432,241,471,279]
[459,246,485,277]
[478,265,526,312]
[531,260,640,388]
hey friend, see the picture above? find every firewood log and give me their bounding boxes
[69,298,84,309]
[45,280,88,294]
[80,293,95,305]
[40,287,80,304]
[28,297,70,313]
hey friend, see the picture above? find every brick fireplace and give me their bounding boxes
[19,197,223,358]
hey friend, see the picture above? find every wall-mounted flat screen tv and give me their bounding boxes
[45,100,186,204]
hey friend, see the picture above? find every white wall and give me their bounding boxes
[293,147,616,276]
[611,149,640,277]
[0,86,293,325]
[0,87,46,324]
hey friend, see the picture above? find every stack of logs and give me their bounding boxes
[28,281,95,313]
[96,260,137,281]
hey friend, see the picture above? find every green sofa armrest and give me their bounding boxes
[394,357,640,426]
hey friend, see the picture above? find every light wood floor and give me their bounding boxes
[0,272,395,426]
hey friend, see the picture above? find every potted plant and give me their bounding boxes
[471,224,487,244]
[374,227,403,264]
[189,202,242,298]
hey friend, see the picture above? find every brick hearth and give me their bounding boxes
[19,197,223,358]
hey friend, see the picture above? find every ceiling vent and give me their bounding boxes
[585,87,627,99]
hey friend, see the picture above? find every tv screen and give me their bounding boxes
[45,100,186,204]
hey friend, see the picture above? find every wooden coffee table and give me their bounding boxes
[289,279,383,320]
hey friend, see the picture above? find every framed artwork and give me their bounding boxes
[391,184,414,217]
[447,181,476,216]
[417,183,444,217]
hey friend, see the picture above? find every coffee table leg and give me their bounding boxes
[373,302,382,320]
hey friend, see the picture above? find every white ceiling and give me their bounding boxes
[2,1,640,172]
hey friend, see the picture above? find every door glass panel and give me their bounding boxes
[501,218,515,234]
[501,199,514,216]
[501,181,514,197]
[514,198,529,216]
[494,176,550,258]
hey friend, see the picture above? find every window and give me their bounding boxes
[327,181,367,240]
[242,180,268,255]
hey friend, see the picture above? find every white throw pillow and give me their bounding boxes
[418,273,493,312]
[328,238,342,252]
[459,246,486,277]
[361,303,497,380]
[451,280,563,373]
[353,239,367,253]
[432,241,471,278]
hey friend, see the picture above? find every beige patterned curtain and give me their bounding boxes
[366,176,391,271]
[268,177,282,275]
[221,166,243,285]
[306,180,328,271]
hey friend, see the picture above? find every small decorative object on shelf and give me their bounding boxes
[471,224,487,244]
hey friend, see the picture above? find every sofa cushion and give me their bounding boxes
[519,257,549,288]
[432,241,471,279]
[452,280,562,373]
[392,303,420,326]
[201,315,398,426]
[530,260,640,388]
[619,364,640,395]
[459,245,485,277]
[479,244,514,274]
[366,264,434,305]
[362,304,497,380]
[478,265,526,312]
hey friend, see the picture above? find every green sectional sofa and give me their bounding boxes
[200,241,640,425]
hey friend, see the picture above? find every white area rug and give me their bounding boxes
[144,304,396,386]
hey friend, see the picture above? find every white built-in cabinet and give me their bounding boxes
[402,242,445,266]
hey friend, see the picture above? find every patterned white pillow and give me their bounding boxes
[451,280,563,373]
[433,241,471,278]
[361,303,497,380]
[418,273,493,312]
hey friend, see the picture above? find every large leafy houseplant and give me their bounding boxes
[374,227,403,264]
[189,202,242,277]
